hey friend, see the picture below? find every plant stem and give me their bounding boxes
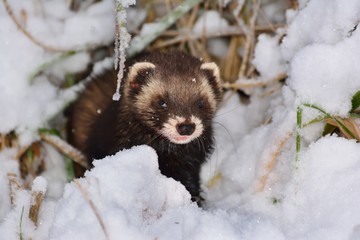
[296,106,302,162]
[19,206,24,240]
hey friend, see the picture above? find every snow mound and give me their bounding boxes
[283,0,360,116]
[283,136,360,239]
[49,146,191,239]
[289,29,360,116]
[49,145,280,240]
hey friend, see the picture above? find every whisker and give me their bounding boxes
[213,121,240,158]
[146,133,162,145]
[214,105,242,118]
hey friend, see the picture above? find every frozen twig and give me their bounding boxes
[75,180,109,240]
[127,0,202,57]
[113,0,135,101]
[39,132,89,169]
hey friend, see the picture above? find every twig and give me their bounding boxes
[179,4,199,50]
[74,180,109,240]
[39,132,89,169]
[238,0,261,79]
[113,0,135,101]
[127,0,202,57]
[258,132,292,192]
[223,72,287,90]
[154,24,284,49]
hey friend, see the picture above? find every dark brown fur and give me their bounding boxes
[68,51,222,203]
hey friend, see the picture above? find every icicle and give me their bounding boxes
[113,0,136,101]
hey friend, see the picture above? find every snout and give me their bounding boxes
[160,116,204,144]
[176,123,195,136]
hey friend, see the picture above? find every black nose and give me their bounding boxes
[176,123,195,135]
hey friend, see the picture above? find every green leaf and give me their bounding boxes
[351,91,360,112]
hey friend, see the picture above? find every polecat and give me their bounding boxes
[67,51,222,204]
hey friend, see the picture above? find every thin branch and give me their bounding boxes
[39,133,89,169]
[238,0,261,79]
[223,72,287,90]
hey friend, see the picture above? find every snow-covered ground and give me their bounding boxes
[1,0,360,239]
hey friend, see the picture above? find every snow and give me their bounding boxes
[2,0,360,239]
[192,10,230,35]
[289,29,360,116]
[253,34,286,81]
[0,0,115,142]
[31,176,47,193]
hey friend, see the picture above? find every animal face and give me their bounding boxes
[124,57,222,144]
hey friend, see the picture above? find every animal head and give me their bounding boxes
[124,52,222,144]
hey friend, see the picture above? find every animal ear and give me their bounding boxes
[127,62,156,93]
[200,62,222,99]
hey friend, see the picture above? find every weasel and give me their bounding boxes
[68,51,222,204]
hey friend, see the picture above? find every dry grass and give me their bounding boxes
[324,118,360,141]
[29,187,45,227]
[7,173,22,205]
[257,132,292,192]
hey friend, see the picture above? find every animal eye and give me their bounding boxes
[198,99,205,109]
[158,99,167,108]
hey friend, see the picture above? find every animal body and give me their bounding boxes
[68,51,222,203]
